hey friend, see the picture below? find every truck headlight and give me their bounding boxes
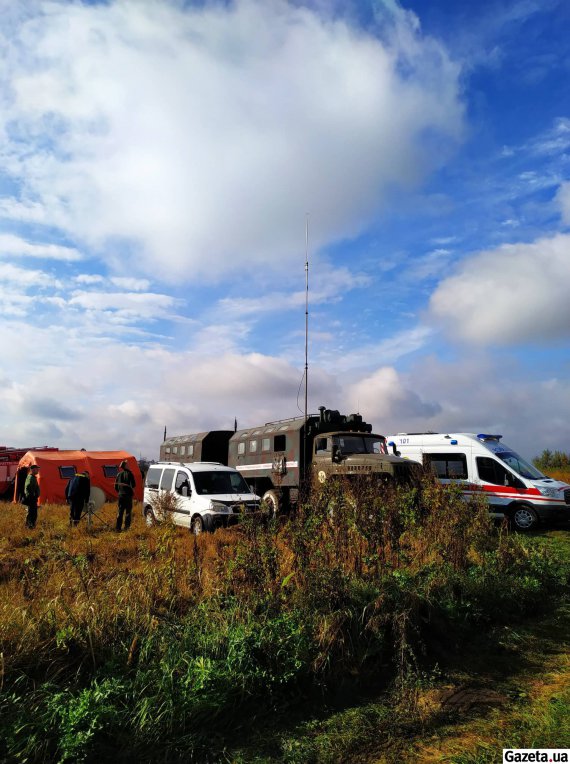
[209,501,230,512]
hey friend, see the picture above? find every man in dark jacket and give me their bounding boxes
[114,460,136,531]
[66,471,91,526]
[24,464,41,529]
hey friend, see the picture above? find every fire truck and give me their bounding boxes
[160,406,415,513]
[0,446,58,498]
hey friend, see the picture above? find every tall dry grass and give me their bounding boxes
[0,478,567,762]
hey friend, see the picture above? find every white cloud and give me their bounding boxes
[557,181,570,224]
[0,233,81,261]
[68,290,180,320]
[0,0,464,282]
[110,277,151,291]
[429,233,570,344]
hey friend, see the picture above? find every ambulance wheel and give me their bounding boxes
[262,490,280,518]
[511,505,539,532]
[191,515,204,535]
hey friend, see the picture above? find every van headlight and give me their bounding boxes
[209,500,230,513]
[537,486,558,497]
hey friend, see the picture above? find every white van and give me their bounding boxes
[386,432,570,531]
[143,461,260,534]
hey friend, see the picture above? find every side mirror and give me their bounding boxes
[181,485,191,497]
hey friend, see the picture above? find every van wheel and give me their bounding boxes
[262,490,279,518]
[511,505,539,532]
[144,507,157,527]
[191,515,204,535]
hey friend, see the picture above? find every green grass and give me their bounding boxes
[0,486,568,763]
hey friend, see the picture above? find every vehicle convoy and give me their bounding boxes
[160,406,415,514]
[143,461,260,533]
[386,431,570,531]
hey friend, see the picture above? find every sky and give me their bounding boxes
[0,0,569,461]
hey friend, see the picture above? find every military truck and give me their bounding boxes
[160,406,415,513]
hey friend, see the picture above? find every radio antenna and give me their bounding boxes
[304,214,309,429]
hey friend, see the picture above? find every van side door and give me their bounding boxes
[158,467,177,523]
[173,470,193,528]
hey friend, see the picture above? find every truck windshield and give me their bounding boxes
[333,435,387,455]
[193,471,250,495]
[496,451,545,480]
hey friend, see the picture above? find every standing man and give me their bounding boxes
[66,471,91,526]
[24,464,41,529]
[115,460,136,531]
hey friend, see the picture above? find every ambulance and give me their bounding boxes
[386,432,570,531]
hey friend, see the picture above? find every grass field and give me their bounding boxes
[1,480,569,762]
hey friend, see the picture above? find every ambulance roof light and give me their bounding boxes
[477,434,502,441]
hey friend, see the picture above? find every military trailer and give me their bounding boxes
[161,406,414,513]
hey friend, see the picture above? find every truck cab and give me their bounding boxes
[312,431,412,486]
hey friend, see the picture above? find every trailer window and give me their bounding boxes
[262,438,270,451]
[180,445,186,456]
[172,446,178,454]
[274,435,286,452]
[238,442,245,455]
[188,444,194,457]
[424,453,468,479]
[103,465,118,478]
[59,466,76,479]
[249,440,258,453]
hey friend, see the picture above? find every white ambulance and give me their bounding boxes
[386,432,570,531]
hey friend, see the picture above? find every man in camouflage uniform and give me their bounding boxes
[24,464,40,529]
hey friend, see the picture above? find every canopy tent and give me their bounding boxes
[14,450,143,505]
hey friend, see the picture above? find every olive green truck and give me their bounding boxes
[160,405,415,513]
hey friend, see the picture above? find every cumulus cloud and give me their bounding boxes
[429,233,570,344]
[347,366,441,424]
[0,0,463,282]
[0,233,81,261]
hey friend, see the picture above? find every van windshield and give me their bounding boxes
[193,470,250,495]
[496,451,545,480]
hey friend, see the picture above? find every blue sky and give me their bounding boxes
[0,0,569,460]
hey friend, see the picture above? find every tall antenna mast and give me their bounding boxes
[302,214,310,484]
[304,214,309,430]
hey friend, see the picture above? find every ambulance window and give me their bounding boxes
[424,453,467,479]
[477,457,519,487]
[274,435,286,452]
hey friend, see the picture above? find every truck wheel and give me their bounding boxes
[511,505,539,532]
[262,490,280,518]
[191,515,204,535]
[144,507,157,527]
